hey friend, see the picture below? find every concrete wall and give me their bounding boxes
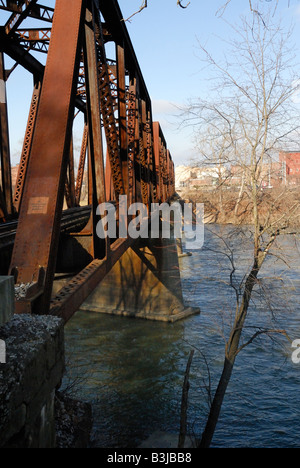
[0,276,14,326]
[0,314,64,448]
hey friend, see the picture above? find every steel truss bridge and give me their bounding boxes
[0,0,176,322]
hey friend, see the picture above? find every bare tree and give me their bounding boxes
[191,126,236,216]
[181,7,300,448]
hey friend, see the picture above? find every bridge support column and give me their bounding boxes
[80,238,200,322]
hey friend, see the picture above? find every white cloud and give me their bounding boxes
[295,5,300,17]
[152,99,181,116]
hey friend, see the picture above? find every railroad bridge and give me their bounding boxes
[0,0,199,324]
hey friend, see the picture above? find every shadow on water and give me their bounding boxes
[63,313,191,448]
[63,225,300,448]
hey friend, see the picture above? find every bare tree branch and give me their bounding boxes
[177,0,191,8]
[237,328,291,354]
[122,0,148,22]
[217,0,280,18]
[123,0,289,23]
[123,0,191,22]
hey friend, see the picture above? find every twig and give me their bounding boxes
[177,0,191,8]
[122,0,148,22]
[237,328,291,354]
[178,350,194,448]
[123,0,191,22]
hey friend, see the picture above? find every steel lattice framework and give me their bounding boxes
[0,0,176,321]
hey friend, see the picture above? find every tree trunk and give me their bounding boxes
[198,267,258,448]
[198,357,234,448]
[234,172,245,217]
[178,350,194,448]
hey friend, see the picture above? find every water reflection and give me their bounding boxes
[64,312,191,447]
[63,225,300,448]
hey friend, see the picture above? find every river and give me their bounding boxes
[62,224,300,448]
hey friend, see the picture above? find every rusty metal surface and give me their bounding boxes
[14,81,41,212]
[0,0,177,321]
[9,0,86,313]
[0,52,13,216]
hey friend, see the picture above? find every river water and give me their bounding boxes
[63,225,300,448]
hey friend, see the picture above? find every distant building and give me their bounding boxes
[175,166,193,189]
[176,153,300,191]
[279,151,300,185]
[230,165,244,186]
[175,164,228,190]
[11,164,19,192]
[230,161,283,189]
[260,162,282,188]
[0,164,19,194]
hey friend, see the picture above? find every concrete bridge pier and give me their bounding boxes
[80,237,200,322]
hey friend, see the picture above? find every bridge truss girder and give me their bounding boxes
[0,0,175,320]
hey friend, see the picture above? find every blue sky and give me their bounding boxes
[2,0,300,166]
[118,0,300,165]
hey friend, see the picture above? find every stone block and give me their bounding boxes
[0,315,65,448]
[0,277,15,326]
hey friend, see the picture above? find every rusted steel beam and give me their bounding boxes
[153,122,162,202]
[99,0,151,104]
[50,236,135,323]
[0,0,177,320]
[0,27,45,78]
[0,51,13,216]
[69,138,76,207]
[4,0,39,36]
[146,109,157,204]
[166,149,171,200]
[117,43,129,200]
[105,151,114,202]
[80,0,106,259]
[0,1,54,31]
[127,77,137,205]
[0,31,86,114]
[95,18,124,198]
[14,80,41,212]
[75,123,88,206]
[10,0,86,314]
[152,122,174,203]
[84,3,106,207]
[15,28,51,54]
[65,138,76,209]
[0,182,7,220]
[141,99,150,207]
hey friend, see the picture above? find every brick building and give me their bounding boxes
[230,162,282,188]
[279,151,300,185]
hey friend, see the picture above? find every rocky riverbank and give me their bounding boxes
[55,391,93,448]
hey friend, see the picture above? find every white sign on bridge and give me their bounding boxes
[0,339,6,364]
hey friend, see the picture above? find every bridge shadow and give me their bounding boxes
[80,237,199,322]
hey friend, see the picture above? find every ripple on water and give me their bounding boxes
[63,227,300,448]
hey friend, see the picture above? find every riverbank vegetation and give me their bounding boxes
[178,3,300,448]
[180,187,300,229]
